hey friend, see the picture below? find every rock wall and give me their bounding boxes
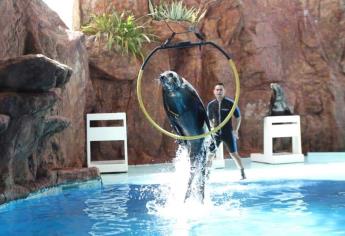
[77,0,345,164]
[0,0,99,203]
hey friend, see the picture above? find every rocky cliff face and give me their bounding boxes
[77,0,345,163]
[0,0,99,203]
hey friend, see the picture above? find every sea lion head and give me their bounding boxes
[159,71,183,92]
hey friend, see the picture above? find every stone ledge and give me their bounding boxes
[0,54,72,92]
[0,167,100,205]
[55,167,100,185]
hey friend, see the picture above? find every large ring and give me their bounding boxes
[136,46,240,140]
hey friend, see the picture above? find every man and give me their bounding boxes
[207,83,246,179]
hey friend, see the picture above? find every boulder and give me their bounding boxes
[0,54,72,92]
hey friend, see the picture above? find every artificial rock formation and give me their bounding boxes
[0,54,99,204]
[0,0,99,203]
[0,115,10,134]
[0,54,69,201]
[77,0,345,164]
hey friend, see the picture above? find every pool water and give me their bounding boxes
[1,179,345,235]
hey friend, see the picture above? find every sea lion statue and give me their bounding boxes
[268,83,293,152]
[159,70,215,203]
[268,83,292,116]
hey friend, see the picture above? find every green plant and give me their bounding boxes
[148,0,206,24]
[81,11,153,59]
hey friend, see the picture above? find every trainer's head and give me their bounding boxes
[213,83,225,100]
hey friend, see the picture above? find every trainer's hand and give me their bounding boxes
[232,130,239,139]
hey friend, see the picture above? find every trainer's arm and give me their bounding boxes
[233,116,241,132]
[232,116,241,139]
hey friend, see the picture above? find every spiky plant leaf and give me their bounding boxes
[81,10,154,59]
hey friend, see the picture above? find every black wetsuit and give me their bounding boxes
[207,97,241,153]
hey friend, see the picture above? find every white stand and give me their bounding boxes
[86,113,128,173]
[251,115,304,164]
[212,143,225,169]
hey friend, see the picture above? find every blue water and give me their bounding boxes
[0,180,345,235]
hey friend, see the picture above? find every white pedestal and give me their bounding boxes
[250,115,304,164]
[212,143,225,169]
[86,113,128,173]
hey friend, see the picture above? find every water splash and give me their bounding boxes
[145,145,242,222]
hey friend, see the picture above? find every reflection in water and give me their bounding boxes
[85,185,132,235]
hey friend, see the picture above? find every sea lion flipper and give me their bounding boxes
[172,120,189,146]
[169,118,186,136]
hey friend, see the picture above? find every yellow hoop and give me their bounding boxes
[136,59,240,140]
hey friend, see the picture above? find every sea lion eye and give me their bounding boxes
[168,73,173,77]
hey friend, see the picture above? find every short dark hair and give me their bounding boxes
[215,82,224,87]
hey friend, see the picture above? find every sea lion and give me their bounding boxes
[159,70,215,203]
[268,83,292,116]
[268,83,293,152]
